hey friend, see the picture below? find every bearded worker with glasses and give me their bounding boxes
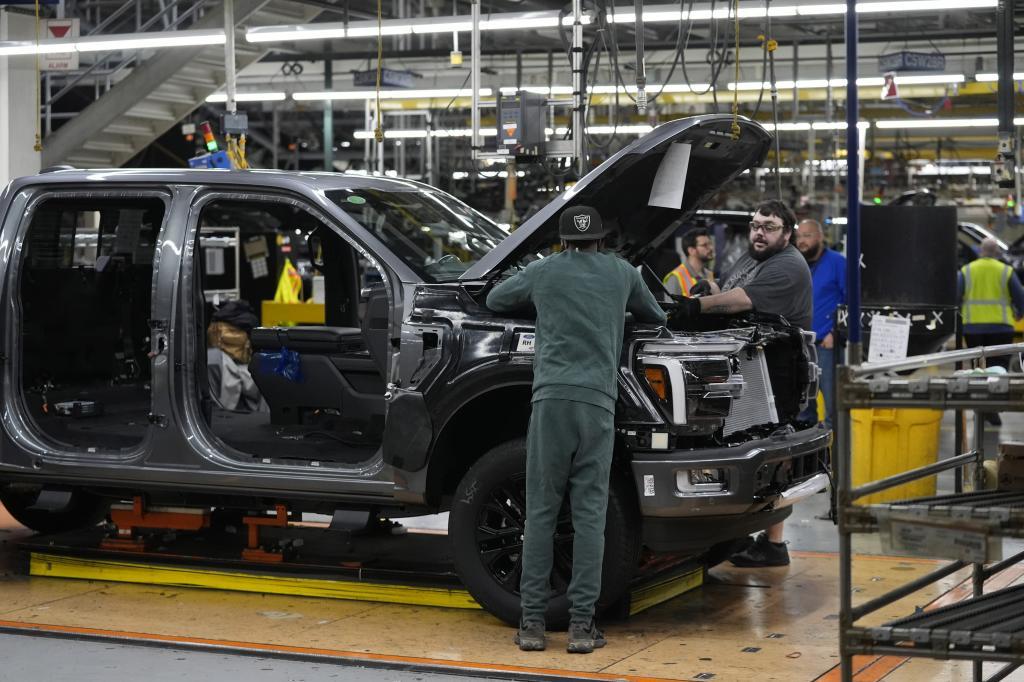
[671,198,813,567]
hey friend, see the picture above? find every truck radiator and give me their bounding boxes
[723,347,779,436]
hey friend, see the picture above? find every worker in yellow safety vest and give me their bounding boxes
[663,227,714,297]
[958,237,1024,426]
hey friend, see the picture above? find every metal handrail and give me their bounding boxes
[850,342,1024,378]
[85,0,136,37]
[44,0,213,112]
[850,450,980,501]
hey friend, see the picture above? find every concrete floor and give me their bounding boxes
[0,633,514,682]
[0,409,1020,681]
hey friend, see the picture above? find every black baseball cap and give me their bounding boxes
[558,205,607,241]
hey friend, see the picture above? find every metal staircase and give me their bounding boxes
[42,0,321,168]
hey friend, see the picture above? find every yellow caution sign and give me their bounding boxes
[273,258,303,304]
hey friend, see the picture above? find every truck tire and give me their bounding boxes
[0,485,108,535]
[449,438,640,629]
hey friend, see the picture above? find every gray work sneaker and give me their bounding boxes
[566,620,607,654]
[514,619,546,651]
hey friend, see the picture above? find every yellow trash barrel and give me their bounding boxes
[851,408,943,505]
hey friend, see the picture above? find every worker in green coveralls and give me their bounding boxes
[486,205,667,654]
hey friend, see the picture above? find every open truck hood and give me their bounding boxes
[461,114,771,280]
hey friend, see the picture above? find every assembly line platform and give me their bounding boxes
[0,507,1020,681]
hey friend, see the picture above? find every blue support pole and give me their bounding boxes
[839,2,859,681]
[845,0,860,351]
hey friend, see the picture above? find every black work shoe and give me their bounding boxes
[728,532,790,567]
[567,620,607,654]
[514,620,546,651]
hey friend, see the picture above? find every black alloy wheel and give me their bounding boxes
[0,485,108,535]
[450,438,641,629]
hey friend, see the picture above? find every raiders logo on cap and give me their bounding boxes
[574,214,591,232]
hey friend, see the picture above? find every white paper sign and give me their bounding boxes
[881,515,1000,564]
[868,314,911,363]
[515,333,535,353]
[648,142,692,209]
[643,474,656,497]
[205,247,226,276]
[43,19,79,71]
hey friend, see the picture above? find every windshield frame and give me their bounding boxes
[326,185,511,283]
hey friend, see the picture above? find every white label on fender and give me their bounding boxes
[643,475,655,497]
[516,333,536,353]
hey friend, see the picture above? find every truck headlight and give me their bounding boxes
[644,366,668,401]
[638,353,744,429]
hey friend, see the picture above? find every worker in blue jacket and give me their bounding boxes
[795,218,846,427]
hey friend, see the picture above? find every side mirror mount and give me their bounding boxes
[308,232,324,268]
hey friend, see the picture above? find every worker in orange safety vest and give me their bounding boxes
[663,227,714,297]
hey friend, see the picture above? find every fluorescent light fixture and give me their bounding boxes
[915,164,992,175]
[293,88,493,101]
[875,118,999,129]
[730,74,963,91]
[891,73,965,85]
[355,129,498,139]
[812,121,857,130]
[591,83,708,94]
[0,28,225,56]
[206,92,287,103]
[499,85,574,96]
[875,117,1024,128]
[755,121,867,131]
[244,26,346,42]
[355,124,656,139]
[246,11,589,44]
[243,0,1001,46]
[765,122,812,131]
[976,72,1024,81]
[585,124,655,134]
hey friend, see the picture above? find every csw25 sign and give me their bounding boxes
[878,51,946,73]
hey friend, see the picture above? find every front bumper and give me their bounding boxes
[630,425,832,518]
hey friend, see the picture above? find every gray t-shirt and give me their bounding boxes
[720,244,813,331]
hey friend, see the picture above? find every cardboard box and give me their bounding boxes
[999,442,1024,459]
[998,442,1024,490]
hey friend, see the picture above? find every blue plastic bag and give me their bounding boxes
[257,347,303,383]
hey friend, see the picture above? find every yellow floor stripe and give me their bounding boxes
[629,566,704,615]
[30,552,703,616]
[30,553,481,610]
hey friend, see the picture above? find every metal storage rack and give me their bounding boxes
[837,342,1024,682]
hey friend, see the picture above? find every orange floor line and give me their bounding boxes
[815,562,1024,680]
[813,654,885,681]
[0,618,680,682]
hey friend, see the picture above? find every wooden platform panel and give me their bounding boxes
[2,506,1019,681]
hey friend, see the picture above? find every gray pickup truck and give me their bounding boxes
[0,113,830,626]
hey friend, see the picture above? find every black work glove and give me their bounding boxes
[668,296,701,325]
[688,279,713,297]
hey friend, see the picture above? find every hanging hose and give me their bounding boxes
[633,0,647,114]
[33,0,42,152]
[226,135,249,169]
[757,20,783,198]
[373,0,384,143]
[729,0,740,139]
